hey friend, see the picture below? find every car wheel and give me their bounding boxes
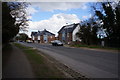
[55,44,57,46]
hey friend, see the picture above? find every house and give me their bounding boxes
[31,32,38,43]
[31,29,55,43]
[58,23,81,44]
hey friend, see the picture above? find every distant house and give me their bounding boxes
[58,23,81,44]
[31,29,55,43]
[31,32,37,43]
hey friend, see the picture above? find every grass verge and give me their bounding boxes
[70,44,120,51]
[14,43,66,78]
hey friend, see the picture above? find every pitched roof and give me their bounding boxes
[31,32,37,36]
[31,29,55,36]
[58,23,80,33]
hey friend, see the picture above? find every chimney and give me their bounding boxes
[38,30,40,33]
[44,29,46,31]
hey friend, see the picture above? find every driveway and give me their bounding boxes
[20,42,119,78]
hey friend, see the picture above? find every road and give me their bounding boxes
[20,42,119,78]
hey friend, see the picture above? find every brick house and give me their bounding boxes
[31,29,55,43]
[58,23,81,44]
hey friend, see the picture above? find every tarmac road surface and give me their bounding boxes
[21,42,119,78]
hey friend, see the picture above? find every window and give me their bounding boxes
[62,31,65,38]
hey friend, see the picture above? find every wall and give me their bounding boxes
[58,33,62,41]
[48,35,55,43]
[34,36,38,43]
[39,35,55,43]
[40,35,44,43]
[72,25,80,41]
[68,32,72,42]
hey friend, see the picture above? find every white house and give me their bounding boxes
[58,23,81,44]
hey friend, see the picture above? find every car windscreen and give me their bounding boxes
[55,40,61,43]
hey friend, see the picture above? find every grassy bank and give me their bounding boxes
[14,43,66,78]
[70,44,120,51]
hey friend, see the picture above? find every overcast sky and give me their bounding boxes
[22,2,94,37]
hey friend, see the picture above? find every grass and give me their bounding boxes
[71,44,120,51]
[14,43,66,78]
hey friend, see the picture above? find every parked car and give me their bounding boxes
[26,40,32,43]
[51,40,63,46]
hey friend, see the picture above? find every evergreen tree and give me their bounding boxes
[76,19,99,45]
[95,2,120,47]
